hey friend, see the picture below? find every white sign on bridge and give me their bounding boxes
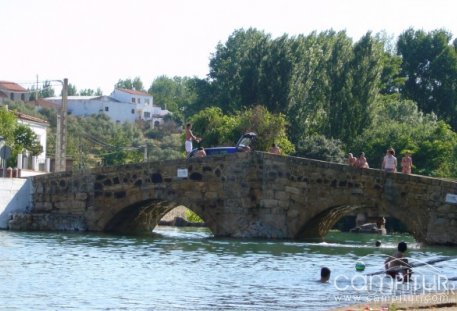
[177,168,188,178]
[445,193,457,204]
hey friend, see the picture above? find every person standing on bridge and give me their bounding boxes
[401,151,413,174]
[382,148,397,172]
[185,123,202,156]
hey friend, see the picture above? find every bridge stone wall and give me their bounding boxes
[7,152,457,245]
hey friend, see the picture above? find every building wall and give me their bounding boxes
[46,91,169,124]
[17,119,48,164]
[110,89,154,106]
[0,90,29,102]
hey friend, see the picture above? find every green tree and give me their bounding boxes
[13,125,43,156]
[209,28,271,112]
[148,76,198,123]
[189,105,294,154]
[39,80,55,98]
[295,134,346,163]
[236,106,294,154]
[351,98,457,178]
[397,28,457,129]
[342,32,384,144]
[0,107,17,144]
[79,88,103,96]
[79,89,94,96]
[65,83,78,96]
[115,77,145,91]
[257,34,294,114]
[0,107,43,165]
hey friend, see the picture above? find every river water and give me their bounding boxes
[1,227,457,311]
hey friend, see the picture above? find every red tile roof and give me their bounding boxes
[27,98,59,109]
[117,88,151,97]
[0,81,27,92]
[16,112,49,125]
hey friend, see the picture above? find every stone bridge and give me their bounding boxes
[8,152,457,245]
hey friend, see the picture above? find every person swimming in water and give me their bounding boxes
[384,241,412,281]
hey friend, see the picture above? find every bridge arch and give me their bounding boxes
[294,203,421,241]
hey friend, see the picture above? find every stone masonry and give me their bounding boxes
[8,152,457,245]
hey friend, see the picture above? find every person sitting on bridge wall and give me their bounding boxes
[356,152,369,168]
[348,153,357,167]
[269,143,282,155]
[195,147,206,157]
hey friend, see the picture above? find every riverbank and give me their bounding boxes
[158,205,206,227]
[331,291,457,310]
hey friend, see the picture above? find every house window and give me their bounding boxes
[137,98,141,103]
[132,98,136,103]
[10,93,14,100]
[105,106,109,111]
[144,112,151,118]
[145,99,149,104]
[21,94,25,101]
[131,109,135,114]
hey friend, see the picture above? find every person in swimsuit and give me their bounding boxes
[348,153,357,167]
[270,144,282,155]
[384,242,411,281]
[401,152,413,174]
[356,152,369,168]
[185,123,201,155]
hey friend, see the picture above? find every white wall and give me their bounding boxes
[46,93,169,124]
[17,119,48,164]
[0,178,31,229]
[110,89,154,106]
[103,101,137,123]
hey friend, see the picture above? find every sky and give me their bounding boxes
[2,0,457,95]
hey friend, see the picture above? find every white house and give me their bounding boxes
[16,112,49,172]
[46,88,170,125]
[0,81,30,103]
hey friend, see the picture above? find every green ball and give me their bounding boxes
[355,261,366,271]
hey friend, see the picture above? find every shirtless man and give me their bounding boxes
[185,123,201,155]
[385,241,411,281]
[348,153,357,167]
[356,152,369,168]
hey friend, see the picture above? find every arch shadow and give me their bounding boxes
[295,204,418,241]
[103,199,213,236]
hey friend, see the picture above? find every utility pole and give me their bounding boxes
[55,78,68,172]
[35,75,39,101]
